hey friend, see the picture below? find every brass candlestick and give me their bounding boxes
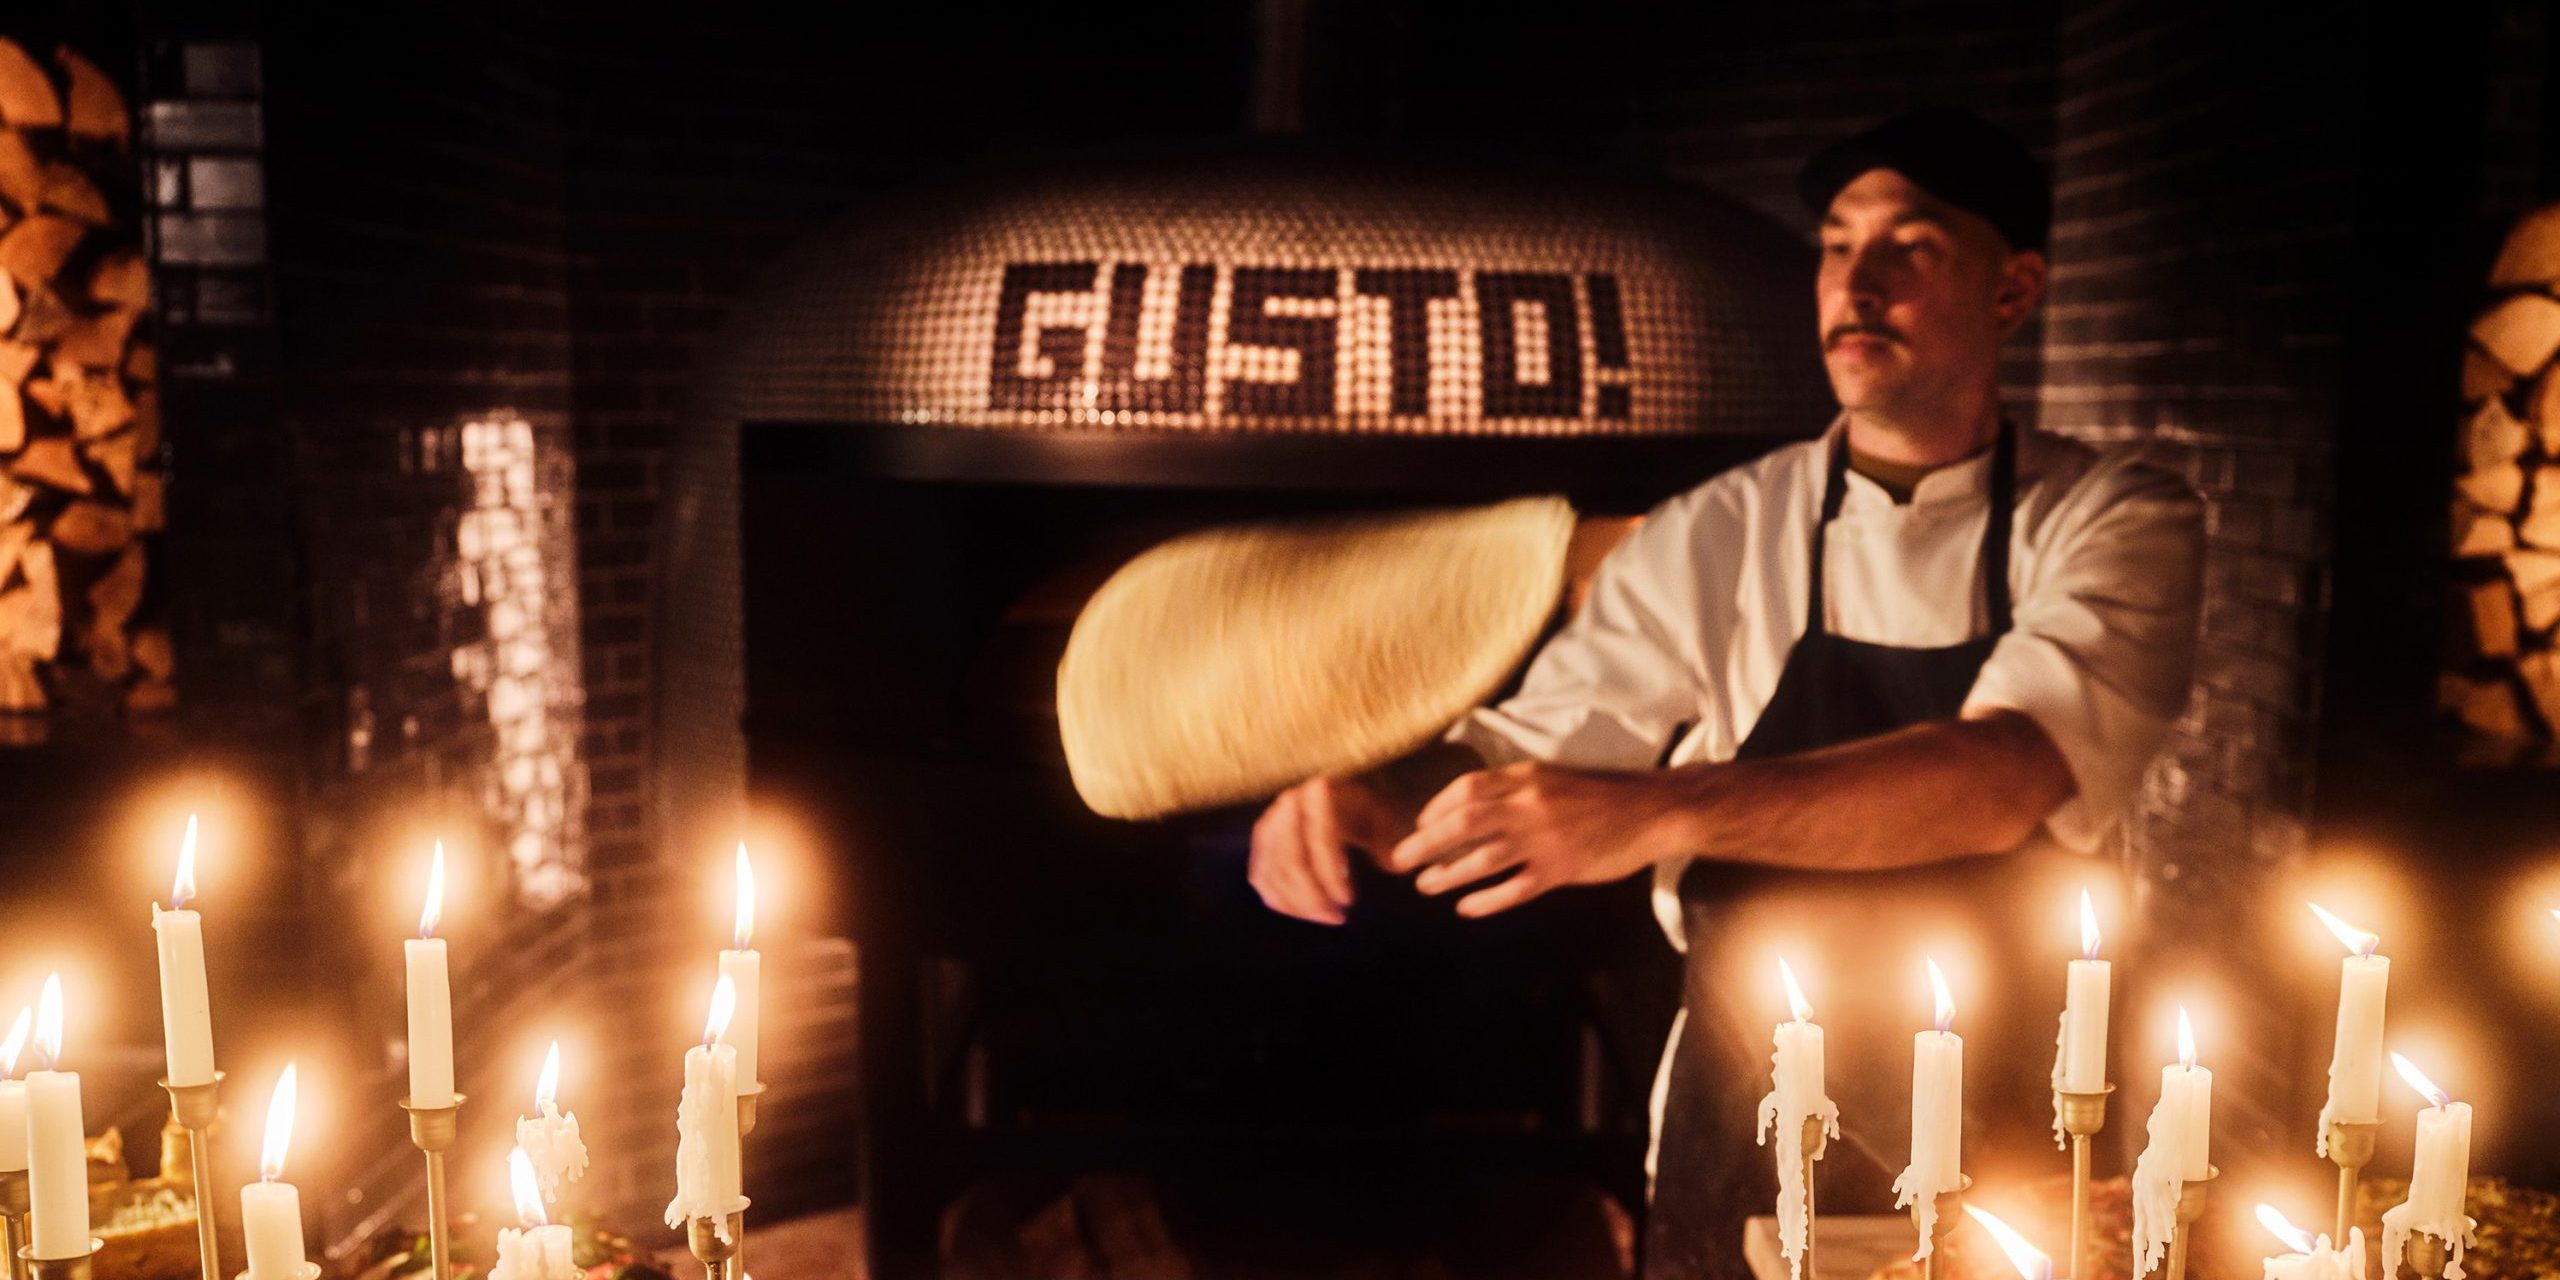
[732,1085,764,1276]
[2405,1232,2448,1280]
[2055,1085,2114,1280]
[238,1264,323,1280]
[736,1083,765,1138]
[2163,1166,2217,1280]
[686,1207,748,1280]
[2325,1118,2379,1244]
[162,1073,224,1280]
[1914,1176,1970,1280]
[19,1238,100,1280]
[400,1094,465,1280]
[0,1169,28,1280]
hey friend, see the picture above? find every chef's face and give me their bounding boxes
[1815,168,2044,418]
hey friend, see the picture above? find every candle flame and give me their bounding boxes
[34,973,61,1071]
[420,842,446,939]
[2391,1051,2451,1109]
[704,973,737,1047]
[171,814,199,911]
[2079,890,2100,961]
[2307,902,2379,958]
[508,1146,546,1227]
[535,1040,561,1112]
[2255,1205,2317,1255]
[259,1063,297,1181]
[2176,1005,2197,1069]
[1962,1205,2052,1280]
[1777,957,1813,1022]
[0,1007,27,1078]
[1926,956,1953,1033]
[734,843,756,950]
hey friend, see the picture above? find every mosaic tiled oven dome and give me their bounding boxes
[712,147,1830,437]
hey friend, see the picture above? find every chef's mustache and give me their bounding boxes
[1825,322,1905,349]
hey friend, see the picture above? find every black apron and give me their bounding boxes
[1640,423,2066,1280]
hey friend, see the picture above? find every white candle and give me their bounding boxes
[1755,959,1839,1280]
[2309,904,2388,1154]
[2380,1053,2476,1280]
[153,815,217,1088]
[0,1007,32,1175]
[1891,958,1963,1259]
[664,974,744,1239]
[2057,891,2111,1091]
[2132,1007,2213,1279]
[406,843,455,1108]
[240,1064,308,1280]
[719,844,762,1091]
[491,1148,578,1280]
[1965,1205,2054,1280]
[515,1041,588,1202]
[25,975,87,1261]
[2259,1204,2368,1280]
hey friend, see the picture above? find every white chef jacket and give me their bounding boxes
[1448,418,2206,951]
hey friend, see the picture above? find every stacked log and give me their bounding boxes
[0,37,167,718]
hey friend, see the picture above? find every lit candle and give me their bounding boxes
[2309,903,2388,1155]
[2258,1203,2368,1280]
[2131,1007,2213,1278]
[664,974,744,1238]
[515,1041,588,1203]
[240,1064,309,1280]
[25,975,87,1260]
[406,843,455,1108]
[1755,958,1838,1280]
[1891,958,1963,1259]
[1964,1204,2054,1280]
[490,1147,577,1280]
[152,814,218,1088]
[718,844,761,1092]
[0,1007,31,1175]
[2378,1053,2475,1280]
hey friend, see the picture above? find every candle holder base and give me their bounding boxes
[401,1095,466,1280]
[688,1204,750,1280]
[161,1074,224,1280]
[2325,1118,2379,1245]
[0,1169,29,1280]
[20,1239,101,1280]
[2163,1165,2218,1280]
[235,1263,325,1280]
[1913,1176,1970,1280]
[736,1083,766,1139]
[2056,1084,2113,1280]
[2406,1233,2449,1280]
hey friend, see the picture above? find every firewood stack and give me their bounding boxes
[0,38,169,722]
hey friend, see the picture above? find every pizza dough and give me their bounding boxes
[1059,496,1576,820]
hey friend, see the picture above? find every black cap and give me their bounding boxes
[1798,108,2051,253]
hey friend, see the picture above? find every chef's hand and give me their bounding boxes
[1386,761,1683,918]
[1247,774,1411,926]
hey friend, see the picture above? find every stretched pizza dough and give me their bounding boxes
[1059,496,1577,820]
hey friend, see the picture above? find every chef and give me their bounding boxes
[1246,108,2204,1279]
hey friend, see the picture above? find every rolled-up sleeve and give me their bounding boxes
[1449,496,1722,772]
[1962,455,2204,852]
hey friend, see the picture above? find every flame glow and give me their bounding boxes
[508,1146,546,1227]
[733,844,756,950]
[2307,902,2380,958]
[172,814,199,911]
[259,1063,297,1182]
[1962,1205,2052,1280]
[704,973,737,1047]
[536,1041,561,1112]
[420,842,446,939]
[34,974,61,1071]
[0,1007,28,1078]
[2256,1204,2317,1255]
[2392,1051,2451,1109]
[2079,890,2101,961]
[2177,1006,2197,1069]
[1778,957,1813,1023]
[1926,957,1954,1033]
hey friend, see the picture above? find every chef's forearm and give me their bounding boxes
[1655,709,2073,871]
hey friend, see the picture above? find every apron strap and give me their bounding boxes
[1806,420,2019,638]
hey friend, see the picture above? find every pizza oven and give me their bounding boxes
[658,144,1835,1278]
